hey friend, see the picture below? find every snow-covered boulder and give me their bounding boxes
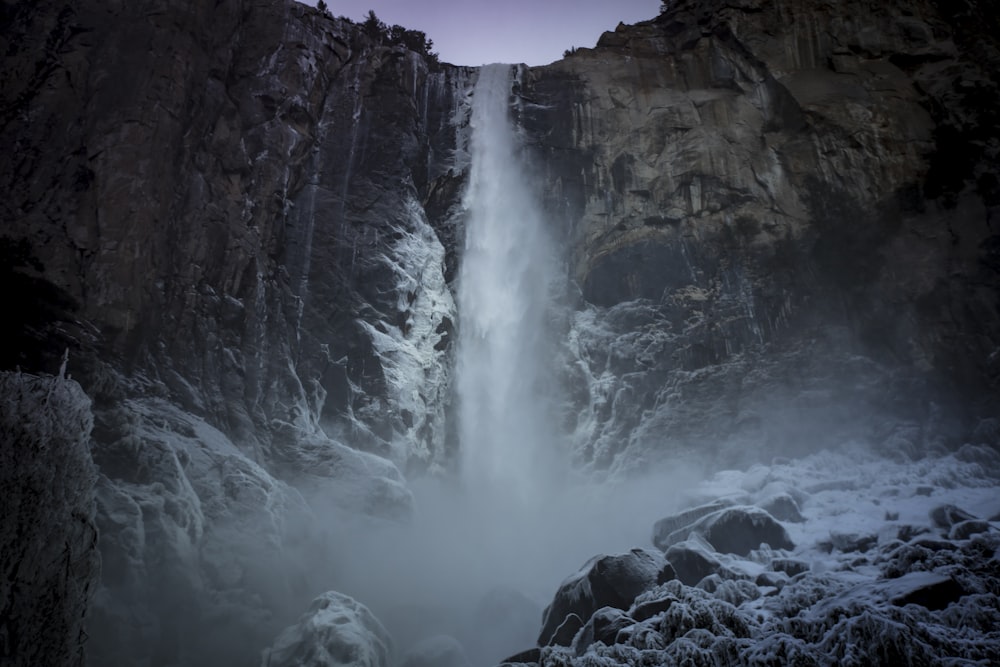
[651,499,735,550]
[758,492,805,523]
[537,549,666,646]
[930,504,978,529]
[654,502,794,555]
[664,537,725,586]
[262,592,392,667]
[675,506,795,556]
[571,607,634,656]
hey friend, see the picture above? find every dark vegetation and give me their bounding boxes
[320,8,440,67]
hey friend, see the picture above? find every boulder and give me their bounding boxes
[829,531,878,553]
[930,504,977,529]
[758,493,805,523]
[948,520,992,540]
[675,506,794,557]
[887,572,966,611]
[547,613,584,648]
[770,558,809,577]
[261,592,391,667]
[651,499,735,550]
[630,596,675,622]
[664,538,724,586]
[537,549,664,646]
[572,607,634,656]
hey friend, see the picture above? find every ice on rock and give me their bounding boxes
[87,398,321,666]
[656,505,794,557]
[279,425,413,520]
[357,196,455,466]
[262,591,392,667]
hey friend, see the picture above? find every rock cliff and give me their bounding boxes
[2,0,999,664]
[520,0,1000,470]
[2,1,468,664]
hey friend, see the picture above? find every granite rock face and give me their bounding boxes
[0,369,98,667]
[3,0,1000,665]
[521,0,1000,471]
[2,1,469,664]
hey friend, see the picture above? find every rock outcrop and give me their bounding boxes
[2,1,468,663]
[0,369,98,667]
[521,0,1000,472]
[262,591,392,667]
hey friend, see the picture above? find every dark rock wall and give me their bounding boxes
[520,0,1000,470]
[2,1,468,664]
[1,0,467,469]
[0,370,98,667]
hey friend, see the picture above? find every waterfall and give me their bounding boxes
[456,64,563,502]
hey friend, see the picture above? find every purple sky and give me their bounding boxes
[298,0,662,66]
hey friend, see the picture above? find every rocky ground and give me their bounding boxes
[486,445,1000,666]
[251,443,1000,666]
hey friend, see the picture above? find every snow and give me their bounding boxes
[357,196,455,466]
[534,447,1000,665]
[262,591,392,667]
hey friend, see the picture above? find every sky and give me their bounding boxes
[298,0,663,66]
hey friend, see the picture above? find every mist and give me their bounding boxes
[318,63,703,665]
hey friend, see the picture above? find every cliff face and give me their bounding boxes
[3,0,1000,664]
[2,0,468,469]
[2,1,469,664]
[521,0,1000,470]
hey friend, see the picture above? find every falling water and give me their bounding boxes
[456,64,563,503]
[319,65,686,667]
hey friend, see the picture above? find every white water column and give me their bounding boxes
[456,63,562,501]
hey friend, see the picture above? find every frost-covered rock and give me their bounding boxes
[278,426,414,521]
[930,504,978,529]
[532,452,1000,666]
[664,537,726,586]
[651,499,735,550]
[537,549,665,646]
[654,502,793,556]
[758,493,804,523]
[948,519,991,540]
[262,592,392,667]
[692,506,794,556]
[571,607,634,656]
[0,370,99,667]
[87,400,317,667]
